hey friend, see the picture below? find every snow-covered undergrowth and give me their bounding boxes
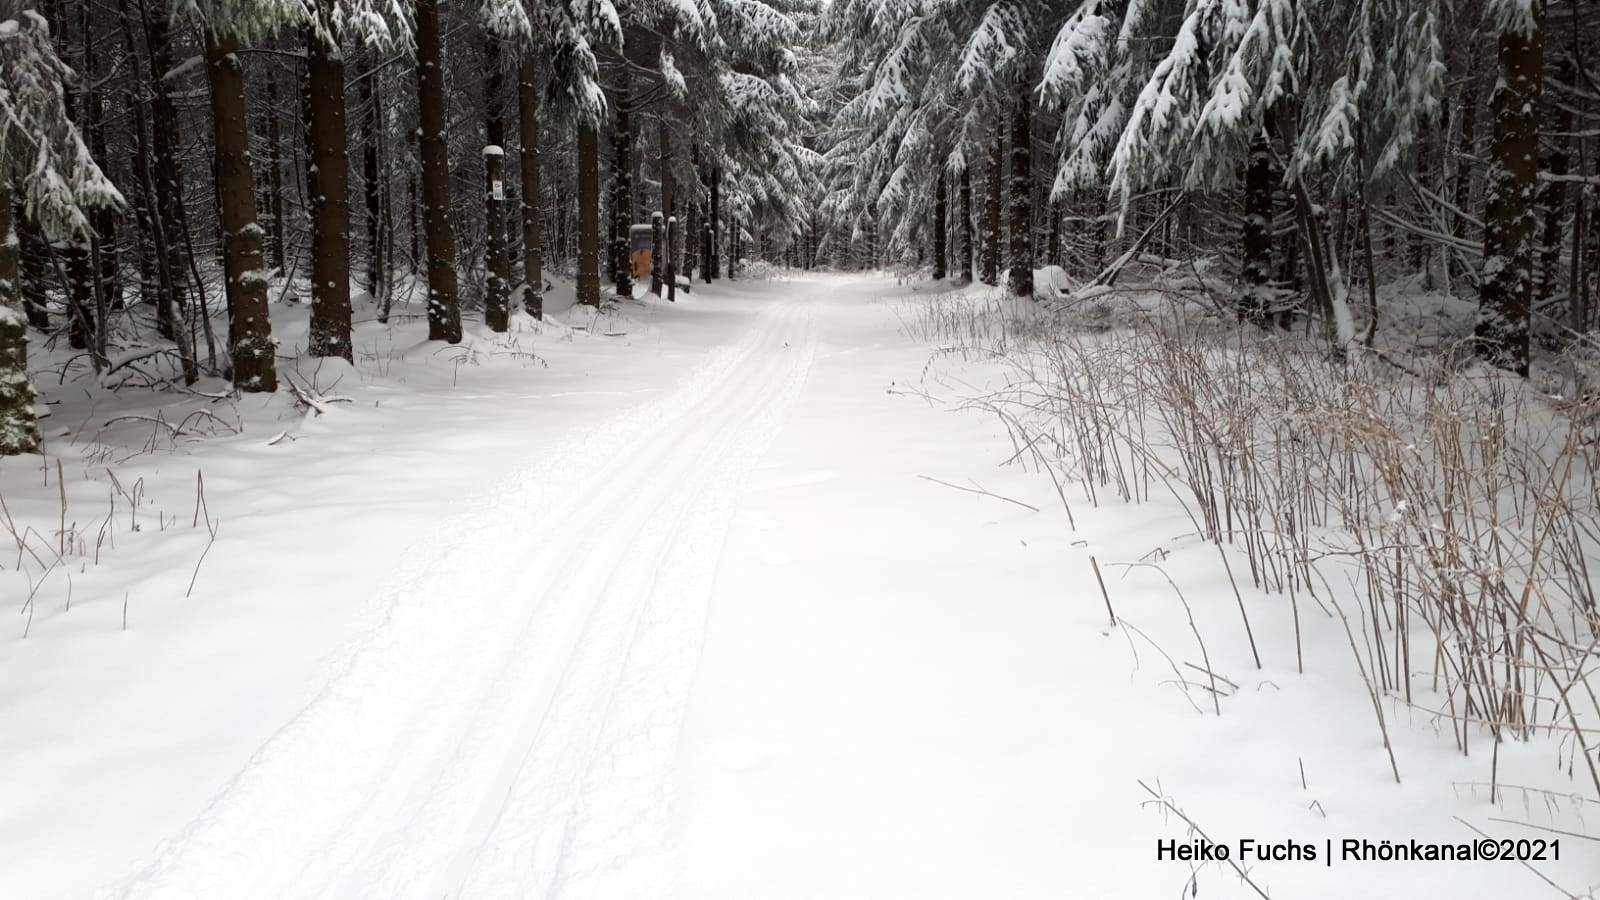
[896,280,1600,890]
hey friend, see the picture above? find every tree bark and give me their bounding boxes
[1006,80,1033,298]
[577,121,602,307]
[517,57,543,318]
[205,32,277,391]
[0,180,41,455]
[306,14,353,361]
[1478,4,1545,376]
[415,0,463,342]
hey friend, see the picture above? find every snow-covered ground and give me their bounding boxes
[2,274,1597,898]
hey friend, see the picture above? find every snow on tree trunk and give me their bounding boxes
[0,180,41,456]
[415,0,463,343]
[1006,77,1032,299]
[517,57,543,319]
[306,14,353,362]
[578,121,602,307]
[1477,1,1545,377]
[204,33,277,392]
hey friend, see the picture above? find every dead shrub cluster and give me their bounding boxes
[907,288,1600,797]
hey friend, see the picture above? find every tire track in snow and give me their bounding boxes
[102,296,815,900]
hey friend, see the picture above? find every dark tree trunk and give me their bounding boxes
[0,180,40,455]
[484,146,510,331]
[65,235,96,352]
[1452,78,1480,247]
[611,72,633,298]
[650,211,663,293]
[1047,198,1061,269]
[1006,80,1033,298]
[959,163,974,281]
[81,15,120,319]
[709,164,721,279]
[684,146,698,284]
[361,52,386,302]
[306,15,353,361]
[59,1,95,357]
[115,0,187,370]
[205,33,277,391]
[983,120,1002,286]
[1241,132,1274,324]
[517,57,544,318]
[933,164,946,280]
[415,0,463,342]
[15,212,49,331]
[577,121,602,307]
[661,121,675,301]
[1478,5,1545,376]
[140,1,193,338]
[483,45,510,331]
[1538,58,1572,299]
[266,78,286,273]
[701,171,713,285]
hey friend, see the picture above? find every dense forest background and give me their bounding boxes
[1,0,1598,456]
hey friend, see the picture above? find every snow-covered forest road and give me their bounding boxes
[111,291,818,899]
[5,275,1597,899]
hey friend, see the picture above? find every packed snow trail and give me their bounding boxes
[105,295,815,900]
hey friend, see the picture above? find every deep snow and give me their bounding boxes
[1,273,1596,899]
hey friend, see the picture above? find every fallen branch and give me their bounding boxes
[916,474,1040,512]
